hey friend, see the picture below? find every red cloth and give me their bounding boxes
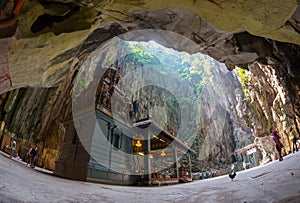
[13,0,25,15]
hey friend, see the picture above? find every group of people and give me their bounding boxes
[8,139,38,168]
[270,127,299,162]
[27,145,38,168]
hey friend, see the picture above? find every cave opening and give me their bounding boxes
[72,29,256,185]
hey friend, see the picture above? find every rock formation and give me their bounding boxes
[0,0,299,172]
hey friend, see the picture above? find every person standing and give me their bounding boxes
[33,147,38,167]
[270,130,283,161]
[10,139,16,158]
[29,145,38,168]
[26,146,32,166]
[228,164,236,181]
[289,127,298,153]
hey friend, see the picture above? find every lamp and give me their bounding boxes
[138,152,144,156]
[161,150,166,156]
[135,140,142,147]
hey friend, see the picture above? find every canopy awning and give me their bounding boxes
[231,143,256,155]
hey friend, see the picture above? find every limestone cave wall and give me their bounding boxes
[240,42,300,161]
[0,0,299,171]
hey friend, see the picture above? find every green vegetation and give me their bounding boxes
[126,43,161,66]
[74,58,91,95]
[122,40,219,148]
[234,66,248,100]
[126,41,213,97]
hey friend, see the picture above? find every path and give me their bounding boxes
[0,151,299,203]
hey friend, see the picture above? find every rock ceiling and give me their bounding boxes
[0,0,300,171]
[0,0,300,93]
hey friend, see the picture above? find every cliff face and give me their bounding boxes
[240,42,300,161]
[0,1,299,171]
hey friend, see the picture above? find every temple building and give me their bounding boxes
[54,65,194,185]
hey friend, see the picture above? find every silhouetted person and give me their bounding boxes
[229,164,236,181]
[29,145,38,168]
[229,169,236,182]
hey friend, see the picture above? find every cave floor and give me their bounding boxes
[0,151,299,203]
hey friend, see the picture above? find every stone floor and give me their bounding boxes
[0,151,300,203]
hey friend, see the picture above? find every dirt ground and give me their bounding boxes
[0,151,300,203]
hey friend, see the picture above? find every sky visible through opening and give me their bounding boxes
[73,32,246,175]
